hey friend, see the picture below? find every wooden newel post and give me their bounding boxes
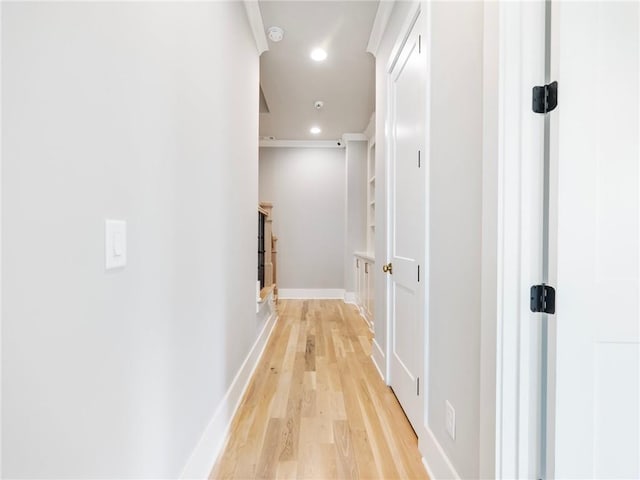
[271,235,278,301]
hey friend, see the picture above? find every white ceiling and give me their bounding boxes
[258,1,378,141]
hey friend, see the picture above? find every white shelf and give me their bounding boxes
[367,129,376,256]
[354,251,375,262]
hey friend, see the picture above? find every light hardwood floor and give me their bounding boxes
[210,299,429,480]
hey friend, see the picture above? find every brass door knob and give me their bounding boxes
[382,263,393,274]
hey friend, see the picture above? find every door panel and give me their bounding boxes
[388,13,425,431]
[549,2,640,478]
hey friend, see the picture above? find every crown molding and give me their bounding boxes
[366,0,396,57]
[342,133,368,141]
[364,112,375,140]
[243,1,269,56]
[259,140,344,149]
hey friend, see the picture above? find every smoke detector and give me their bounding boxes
[267,26,284,42]
[314,100,324,110]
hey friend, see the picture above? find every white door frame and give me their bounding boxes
[384,1,421,381]
[1,4,4,473]
[384,0,424,409]
[493,2,547,479]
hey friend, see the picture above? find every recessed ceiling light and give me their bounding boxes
[267,26,284,42]
[310,48,327,62]
[310,126,321,135]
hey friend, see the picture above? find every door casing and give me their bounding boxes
[492,2,547,478]
[384,2,426,434]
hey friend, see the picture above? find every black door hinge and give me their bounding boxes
[530,284,556,314]
[417,377,420,396]
[532,81,558,114]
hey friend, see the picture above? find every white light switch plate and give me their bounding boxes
[105,219,127,270]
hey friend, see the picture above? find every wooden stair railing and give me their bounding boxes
[259,202,278,303]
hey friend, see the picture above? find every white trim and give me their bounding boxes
[422,457,433,479]
[341,133,368,142]
[278,288,346,299]
[180,304,278,479]
[386,2,421,74]
[364,112,375,140]
[354,251,375,263]
[494,2,546,479]
[343,291,356,304]
[353,305,374,333]
[370,354,384,382]
[420,0,433,469]
[372,338,386,381]
[259,140,343,149]
[420,427,461,480]
[0,3,3,473]
[243,1,268,56]
[366,0,396,57]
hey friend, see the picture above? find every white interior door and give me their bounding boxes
[548,2,640,478]
[387,13,425,432]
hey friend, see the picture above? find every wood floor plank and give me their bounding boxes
[296,442,336,480]
[275,461,297,480]
[304,335,316,371]
[354,375,402,479]
[314,356,330,393]
[255,418,284,479]
[210,300,428,480]
[333,420,359,480]
[279,352,305,462]
[300,389,316,418]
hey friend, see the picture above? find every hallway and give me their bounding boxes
[210,300,427,479]
[3,2,639,478]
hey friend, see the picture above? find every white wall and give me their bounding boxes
[344,140,368,294]
[427,2,485,478]
[480,2,498,479]
[375,2,490,478]
[1,2,259,478]
[259,147,345,290]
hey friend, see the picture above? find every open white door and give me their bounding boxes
[548,2,640,478]
[386,10,425,432]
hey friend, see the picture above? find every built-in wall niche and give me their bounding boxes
[367,141,376,255]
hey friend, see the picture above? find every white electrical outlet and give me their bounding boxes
[445,400,456,440]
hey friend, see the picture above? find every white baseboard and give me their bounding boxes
[371,338,386,381]
[343,291,356,304]
[352,305,374,333]
[420,426,461,480]
[278,288,345,299]
[180,306,278,479]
